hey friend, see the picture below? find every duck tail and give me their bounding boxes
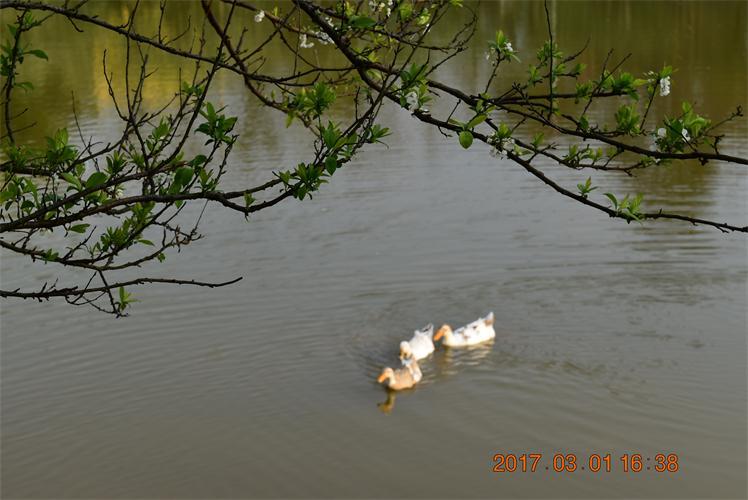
[484,312,495,326]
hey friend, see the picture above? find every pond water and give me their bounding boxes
[1,1,746,498]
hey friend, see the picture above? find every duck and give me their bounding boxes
[376,357,422,391]
[399,323,435,361]
[433,312,495,347]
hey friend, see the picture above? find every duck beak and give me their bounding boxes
[377,373,387,383]
[434,329,444,342]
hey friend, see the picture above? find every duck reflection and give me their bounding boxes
[377,391,397,415]
[435,340,495,376]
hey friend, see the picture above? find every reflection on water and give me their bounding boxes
[436,342,496,378]
[377,391,397,415]
[1,1,747,499]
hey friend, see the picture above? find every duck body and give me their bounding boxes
[399,323,434,361]
[377,358,422,391]
[434,312,495,347]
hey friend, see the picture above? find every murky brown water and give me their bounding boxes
[1,1,746,498]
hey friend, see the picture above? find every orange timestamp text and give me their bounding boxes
[491,453,679,473]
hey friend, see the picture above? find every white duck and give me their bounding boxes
[399,323,435,361]
[433,312,495,347]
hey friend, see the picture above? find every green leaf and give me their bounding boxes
[603,192,618,209]
[466,114,487,129]
[69,223,90,234]
[26,49,47,60]
[0,189,15,203]
[42,249,59,262]
[458,131,473,149]
[350,16,377,28]
[618,194,630,212]
[61,172,82,189]
[190,154,208,167]
[85,172,108,189]
[174,167,194,187]
[152,119,169,140]
[325,156,338,174]
[578,115,589,131]
[321,121,340,149]
[631,193,644,210]
[118,286,129,310]
[367,124,390,144]
[54,128,69,147]
[399,3,413,19]
[204,102,217,121]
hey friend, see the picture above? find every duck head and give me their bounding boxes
[399,341,413,361]
[377,367,395,386]
[433,324,453,342]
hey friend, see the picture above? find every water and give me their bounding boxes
[1,1,746,498]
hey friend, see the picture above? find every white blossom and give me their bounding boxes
[315,30,333,45]
[299,33,314,49]
[405,91,419,109]
[681,128,690,142]
[659,76,671,97]
[371,0,392,17]
[313,16,334,45]
[489,137,515,159]
[485,41,515,65]
[651,128,666,151]
[254,10,265,22]
[485,39,515,66]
